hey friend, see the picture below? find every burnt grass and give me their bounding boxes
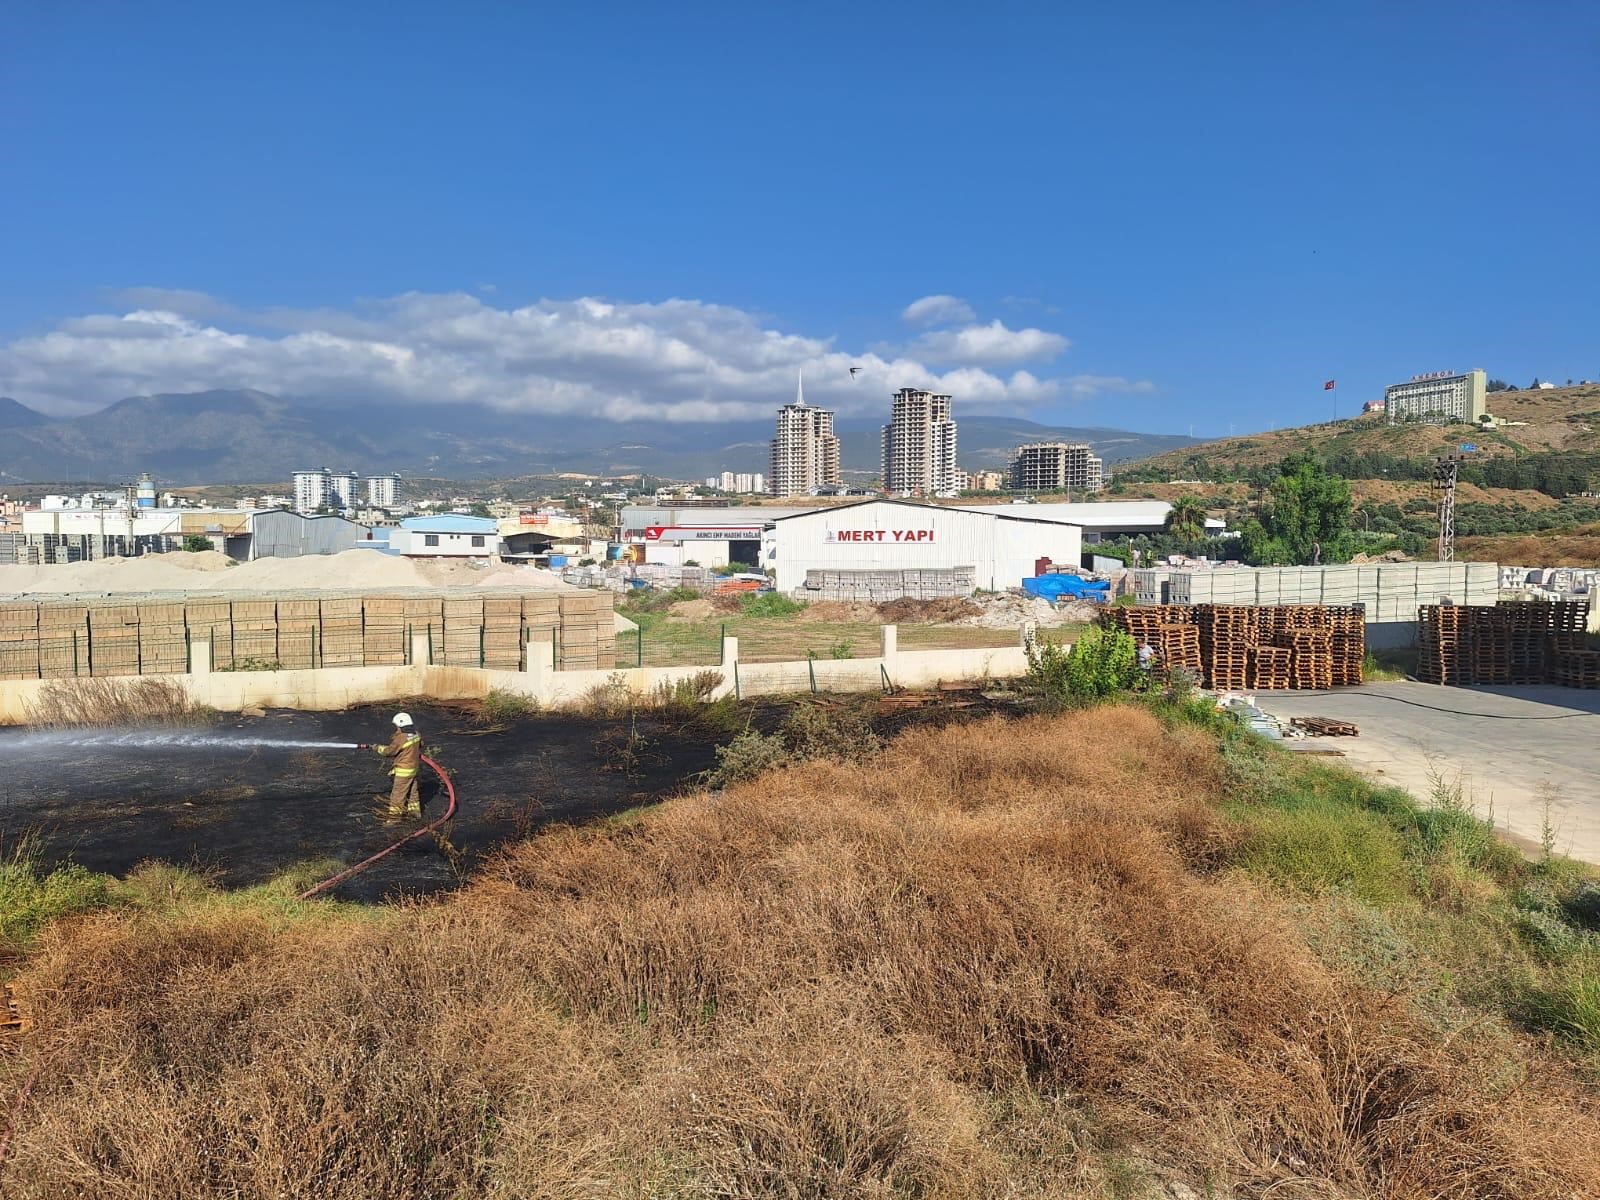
[0,694,1012,902]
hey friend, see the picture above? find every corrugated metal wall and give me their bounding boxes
[249,510,365,559]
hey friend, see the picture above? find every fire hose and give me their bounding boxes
[298,753,458,900]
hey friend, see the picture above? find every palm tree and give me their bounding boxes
[1164,494,1208,542]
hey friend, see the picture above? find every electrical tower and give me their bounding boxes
[1433,455,1462,562]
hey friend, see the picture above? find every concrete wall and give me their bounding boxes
[0,625,1029,724]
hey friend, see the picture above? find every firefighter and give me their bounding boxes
[373,712,423,819]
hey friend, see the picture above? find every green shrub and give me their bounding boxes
[739,592,805,618]
[1522,957,1600,1054]
[828,640,854,660]
[1026,626,1137,705]
[0,852,115,950]
[650,670,724,715]
[481,688,538,724]
[707,730,791,787]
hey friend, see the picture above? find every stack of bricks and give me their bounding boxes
[1198,605,1255,690]
[0,601,39,680]
[87,603,141,676]
[405,597,445,666]
[556,591,610,670]
[232,600,279,667]
[361,597,408,665]
[522,595,562,669]
[443,596,486,667]
[319,597,365,668]
[136,601,188,675]
[184,599,233,669]
[37,603,88,677]
[482,595,525,670]
[276,599,320,669]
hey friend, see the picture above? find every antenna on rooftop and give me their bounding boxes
[796,368,805,407]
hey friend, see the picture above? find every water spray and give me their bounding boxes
[1,731,367,753]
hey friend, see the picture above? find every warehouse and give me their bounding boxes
[956,499,1226,542]
[770,499,1081,595]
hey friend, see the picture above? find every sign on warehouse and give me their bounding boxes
[825,529,935,543]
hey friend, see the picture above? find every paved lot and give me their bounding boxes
[1258,683,1600,864]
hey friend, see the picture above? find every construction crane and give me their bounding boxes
[1432,454,1465,562]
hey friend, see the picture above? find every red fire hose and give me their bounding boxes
[299,753,458,900]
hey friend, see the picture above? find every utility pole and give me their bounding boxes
[1433,455,1461,562]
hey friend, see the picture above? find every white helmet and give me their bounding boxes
[393,712,414,728]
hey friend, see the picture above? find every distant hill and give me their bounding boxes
[0,397,48,428]
[1123,384,1600,479]
[0,390,1198,485]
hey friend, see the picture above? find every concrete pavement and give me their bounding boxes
[1257,682,1600,865]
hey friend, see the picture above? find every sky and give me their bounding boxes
[1,0,1597,437]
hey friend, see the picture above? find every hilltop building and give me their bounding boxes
[1384,369,1487,425]
[1008,442,1104,493]
[881,387,958,495]
[769,372,841,496]
[707,471,766,494]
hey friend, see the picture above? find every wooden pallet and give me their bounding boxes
[1290,716,1359,737]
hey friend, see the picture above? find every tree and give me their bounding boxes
[181,534,212,553]
[1242,453,1352,566]
[1486,378,1512,393]
[1164,494,1208,541]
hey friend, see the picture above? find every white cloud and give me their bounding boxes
[911,319,1070,366]
[0,290,1123,421]
[901,294,975,326]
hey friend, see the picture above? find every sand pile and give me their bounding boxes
[0,550,573,595]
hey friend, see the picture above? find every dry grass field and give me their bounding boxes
[3,704,1598,1197]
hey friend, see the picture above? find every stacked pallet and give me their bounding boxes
[1553,649,1600,689]
[88,603,141,676]
[37,603,88,677]
[443,596,486,667]
[482,595,524,670]
[1198,605,1255,690]
[232,599,279,667]
[1248,645,1291,690]
[0,601,39,680]
[184,599,234,669]
[137,601,188,675]
[319,597,364,667]
[362,596,408,665]
[1282,630,1333,689]
[1154,624,1202,675]
[275,599,319,669]
[1417,601,1592,688]
[1328,606,1366,687]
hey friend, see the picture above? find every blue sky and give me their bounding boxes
[1,0,1596,436]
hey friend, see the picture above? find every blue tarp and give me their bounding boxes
[1021,575,1111,602]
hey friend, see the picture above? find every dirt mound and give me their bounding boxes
[800,600,881,622]
[667,598,716,620]
[875,596,980,624]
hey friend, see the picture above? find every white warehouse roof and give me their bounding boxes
[955,500,1224,533]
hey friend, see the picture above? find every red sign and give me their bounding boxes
[825,529,934,543]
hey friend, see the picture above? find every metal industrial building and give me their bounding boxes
[770,499,1081,594]
[19,506,365,562]
[954,500,1223,542]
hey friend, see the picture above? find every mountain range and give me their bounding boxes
[0,390,1199,486]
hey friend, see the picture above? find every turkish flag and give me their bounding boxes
[1323,379,1336,390]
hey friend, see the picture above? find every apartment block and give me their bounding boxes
[769,372,841,496]
[1008,442,1104,493]
[881,388,958,495]
[1384,369,1487,425]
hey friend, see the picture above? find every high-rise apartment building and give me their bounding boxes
[769,372,841,496]
[366,473,402,508]
[1384,369,1487,425]
[881,388,958,495]
[292,468,331,513]
[329,471,361,510]
[1008,442,1104,493]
